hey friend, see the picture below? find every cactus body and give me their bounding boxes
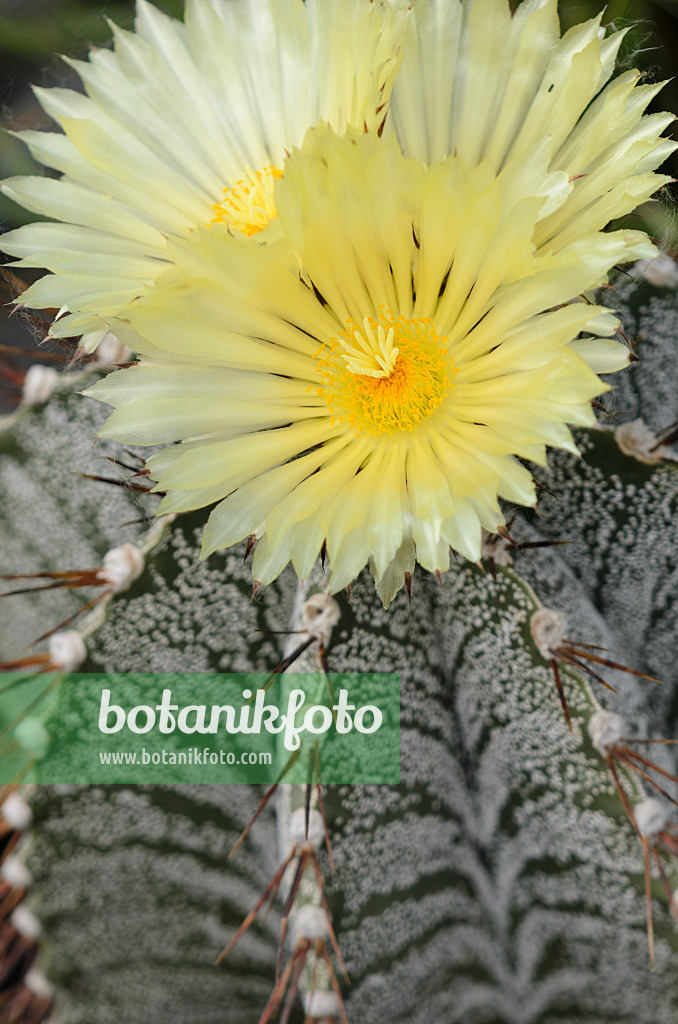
[1,270,678,1022]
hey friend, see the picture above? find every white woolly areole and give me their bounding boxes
[302,990,340,1017]
[101,544,144,593]
[13,717,50,758]
[289,807,325,849]
[48,629,86,672]
[616,419,673,465]
[633,255,678,288]
[588,710,626,755]
[25,969,55,998]
[291,904,329,943]
[1,792,32,830]
[635,797,667,839]
[22,365,58,406]
[480,530,513,567]
[301,593,341,641]
[530,608,567,660]
[1,856,32,889]
[93,333,132,367]
[11,904,42,940]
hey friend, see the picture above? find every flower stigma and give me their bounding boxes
[210,166,283,236]
[316,310,455,435]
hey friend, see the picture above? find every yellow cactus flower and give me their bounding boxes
[86,126,658,603]
[0,0,410,349]
[390,0,676,250]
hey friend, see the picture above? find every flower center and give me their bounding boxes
[315,310,454,435]
[210,166,283,236]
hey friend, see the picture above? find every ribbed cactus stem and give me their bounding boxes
[0,786,54,1022]
[276,572,342,1019]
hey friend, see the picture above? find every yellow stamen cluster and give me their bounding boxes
[210,166,283,236]
[316,310,454,435]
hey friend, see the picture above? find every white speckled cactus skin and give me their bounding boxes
[1,264,678,1023]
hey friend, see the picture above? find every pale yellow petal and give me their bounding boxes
[201,436,349,558]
